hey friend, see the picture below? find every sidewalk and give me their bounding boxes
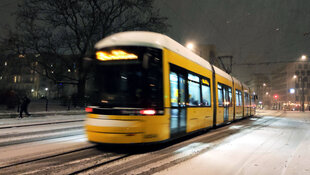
[0,110,85,119]
[0,99,85,119]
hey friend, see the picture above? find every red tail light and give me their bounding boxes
[85,107,93,113]
[140,109,156,115]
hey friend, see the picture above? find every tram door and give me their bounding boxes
[244,93,249,116]
[170,71,187,138]
[218,83,231,123]
[223,87,230,122]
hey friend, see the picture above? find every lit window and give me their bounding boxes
[202,84,211,106]
[202,78,211,106]
[188,74,201,106]
[218,84,223,106]
[170,72,178,107]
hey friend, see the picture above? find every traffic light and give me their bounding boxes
[273,94,278,100]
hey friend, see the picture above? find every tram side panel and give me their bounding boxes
[164,49,214,135]
[235,90,244,119]
[234,83,244,119]
[250,93,256,116]
[215,75,234,125]
[243,88,250,117]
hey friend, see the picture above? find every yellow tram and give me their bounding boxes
[85,31,256,144]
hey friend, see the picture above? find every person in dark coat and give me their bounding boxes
[19,96,31,118]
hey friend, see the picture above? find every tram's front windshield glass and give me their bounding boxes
[88,46,163,108]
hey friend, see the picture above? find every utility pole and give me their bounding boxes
[301,76,305,112]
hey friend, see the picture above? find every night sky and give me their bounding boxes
[1,0,310,82]
[156,0,310,82]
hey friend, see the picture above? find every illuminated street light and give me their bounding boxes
[301,55,307,60]
[31,89,34,92]
[289,88,295,94]
[263,83,266,86]
[45,88,48,91]
[266,92,269,95]
[186,43,194,50]
[293,75,297,79]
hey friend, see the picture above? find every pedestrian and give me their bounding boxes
[19,96,31,118]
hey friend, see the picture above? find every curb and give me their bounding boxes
[0,111,85,119]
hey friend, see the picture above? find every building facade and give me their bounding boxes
[285,61,310,111]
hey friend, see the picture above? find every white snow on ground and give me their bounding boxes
[0,114,91,167]
[0,134,91,167]
[0,114,85,127]
[155,110,310,175]
[0,122,82,137]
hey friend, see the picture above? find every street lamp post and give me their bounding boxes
[299,55,307,112]
[45,88,49,111]
[301,76,305,112]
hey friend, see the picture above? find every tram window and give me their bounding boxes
[170,72,178,107]
[235,90,240,106]
[251,96,255,107]
[188,73,199,82]
[218,84,223,106]
[236,90,242,106]
[179,75,186,107]
[228,88,232,106]
[188,74,201,106]
[239,91,243,106]
[244,92,249,106]
[202,84,211,106]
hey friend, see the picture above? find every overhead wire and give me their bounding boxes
[235,59,310,66]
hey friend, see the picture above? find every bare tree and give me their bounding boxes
[3,0,168,101]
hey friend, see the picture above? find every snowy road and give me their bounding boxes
[155,110,310,175]
[0,110,309,174]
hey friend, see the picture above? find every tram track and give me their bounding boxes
[0,119,84,129]
[0,145,134,175]
[80,114,283,175]
[0,145,95,170]
[0,113,283,174]
[0,129,84,147]
[0,126,83,139]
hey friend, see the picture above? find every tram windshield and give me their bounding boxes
[88,46,163,108]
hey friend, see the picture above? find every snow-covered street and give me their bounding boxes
[155,110,310,175]
[0,110,309,174]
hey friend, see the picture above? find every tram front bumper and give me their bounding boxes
[85,117,144,144]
